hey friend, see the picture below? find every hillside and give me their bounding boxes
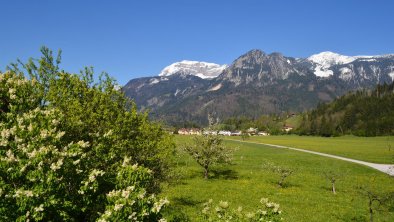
[297,81,394,136]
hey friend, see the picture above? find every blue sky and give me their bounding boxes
[1,0,393,85]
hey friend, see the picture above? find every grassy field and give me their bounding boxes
[228,135,394,164]
[161,135,394,221]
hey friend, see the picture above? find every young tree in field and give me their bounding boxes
[358,180,394,222]
[183,135,233,179]
[0,47,174,221]
[358,186,384,222]
[241,130,250,140]
[323,171,341,194]
[264,162,294,188]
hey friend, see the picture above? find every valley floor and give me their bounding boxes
[161,135,394,221]
[229,135,394,164]
[226,138,394,176]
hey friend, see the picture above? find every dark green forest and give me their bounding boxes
[297,81,394,137]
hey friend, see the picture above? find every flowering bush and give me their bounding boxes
[0,48,173,221]
[200,198,283,222]
[0,71,39,119]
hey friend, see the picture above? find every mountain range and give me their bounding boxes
[123,49,394,126]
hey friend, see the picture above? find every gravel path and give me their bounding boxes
[227,139,394,176]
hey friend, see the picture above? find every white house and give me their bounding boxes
[218,130,232,136]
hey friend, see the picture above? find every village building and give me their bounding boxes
[218,130,232,136]
[231,131,242,136]
[258,131,270,136]
[282,125,293,132]
[247,127,258,135]
[178,128,202,135]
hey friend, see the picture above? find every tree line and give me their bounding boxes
[296,81,394,137]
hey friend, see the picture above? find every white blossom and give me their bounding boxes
[13,189,34,198]
[260,198,269,204]
[131,163,138,170]
[121,190,130,199]
[122,156,131,167]
[27,149,38,159]
[20,165,27,173]
[104,210,112,217]
[88,169,105,182]
[4,150,18,162]
[1,128,11,139]
[103,130,113,137]
[114,203,123,211]
[50,158,64,171]
[10,94,17,100]
[27,124,33,132]
[55,131,65,139]
[77,140,90,148]
[152,198,169,213]
[51,119,60,126]
[40,129,49,139]
[8,88,16,95]
[34,204,44,212]
[137,190,146,199]
[128,212,137,220]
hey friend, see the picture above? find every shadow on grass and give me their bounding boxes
[266,179,301,189]
[182,169,206,179]
[173,196,204,206]
[163,206,191,222]
[279,183,300,189]
[337,213,367,222]
[180,168,239,180]
[210,168,239,180]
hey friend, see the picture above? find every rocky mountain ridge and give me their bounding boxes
[123,49,394,126]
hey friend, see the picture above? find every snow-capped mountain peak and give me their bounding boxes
[307,51,358,78]
[308,51,357,67]
[158,60,227,79]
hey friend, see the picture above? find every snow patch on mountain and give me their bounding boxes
[339,67,353,81]
[159,60,227,79]
[374,54,394,59]
[207,83,222,91]
[358,58,376,62]
[149,78,160,85]
[313,66,334,78]
[174,89,180,96]
[307,51,390,78]
[389,72,394,81]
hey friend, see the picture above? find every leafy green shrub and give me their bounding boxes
[0,48,174,221]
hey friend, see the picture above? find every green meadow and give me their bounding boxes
[229,135,394,164]
[161,135,394,221]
